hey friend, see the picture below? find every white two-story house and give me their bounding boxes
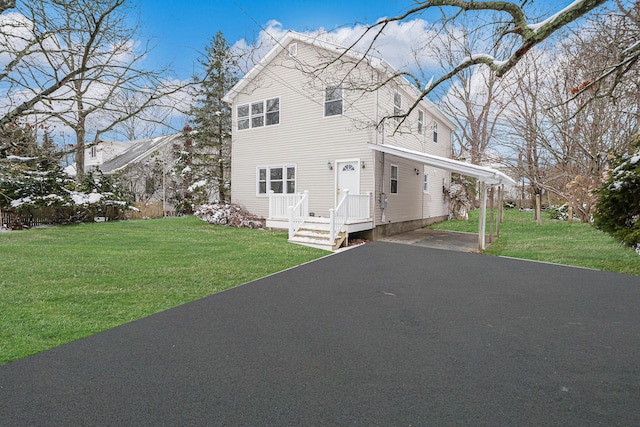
[223,32,513,250]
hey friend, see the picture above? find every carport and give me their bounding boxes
[369,143,517,250]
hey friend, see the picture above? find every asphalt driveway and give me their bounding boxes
[1,242,639,426]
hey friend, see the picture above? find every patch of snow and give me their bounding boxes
[70,191,103,205]
[528,1,579,33]
[188,179,207,192]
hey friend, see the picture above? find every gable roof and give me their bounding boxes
[223,31,456,130]
[98,133,183,174]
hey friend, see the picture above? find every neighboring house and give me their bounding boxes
[84,140,131,170]
[97,133,182,214]
[223,32,514,250]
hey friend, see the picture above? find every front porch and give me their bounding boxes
[267,191,373,251]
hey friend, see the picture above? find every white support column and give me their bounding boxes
[478,181,488,251]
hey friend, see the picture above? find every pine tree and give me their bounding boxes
[187,31,239,203]
[593,136,640,252]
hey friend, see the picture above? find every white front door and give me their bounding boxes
[336,160,360,204]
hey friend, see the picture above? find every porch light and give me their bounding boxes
[361,161,365,169]
[327,161,333,170]
[414,168,420,175]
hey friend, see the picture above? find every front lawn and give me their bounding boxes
[0,216,326,364]
[430,209,640,275]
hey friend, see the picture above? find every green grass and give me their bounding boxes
[0,216,326,365]
[430,209,640,275]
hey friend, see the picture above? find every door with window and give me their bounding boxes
[336,160,360,204]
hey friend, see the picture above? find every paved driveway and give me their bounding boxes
[1,242,639,426]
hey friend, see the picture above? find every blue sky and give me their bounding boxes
[135,0,578,80]
[137,0,417,78]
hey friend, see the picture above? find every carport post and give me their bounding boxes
[478,181,487,251]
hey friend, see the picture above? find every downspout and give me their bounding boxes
[376,86,387,223]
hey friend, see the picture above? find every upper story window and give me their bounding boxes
[90,146,97,158]
[394,91,402,121]
[433,122,438,143]
[288,43,298,57]
[418,110,424,134]
[390,164,398,194]
[237,97,280,130]
[324,85,343,116]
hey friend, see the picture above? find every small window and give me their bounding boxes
[433,122,438,143]
[90,146,97,158]
[258,168,267,194]
[418,110,424,134]
[324,85,343,116]
[423,169,429,193]
[251,102,264,128]
[237,104,249,130]
[286,166,296,193]
[266,97,279,125]
[394,92,402,121]
[288,43,298,57]
[390,165,398,194]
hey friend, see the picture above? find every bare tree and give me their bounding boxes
[0,0,186,180]
[316,0,611,129]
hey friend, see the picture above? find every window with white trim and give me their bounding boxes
[237,97,280,130]
[288,43,298,56]
[433,121,438,143]
[257,166,296,195]
[390,164,398,194]
[325,85,343,116]
[237,104,249,130]
[394,91,402,121]
[423,168,429,193]
[418,109,424,134]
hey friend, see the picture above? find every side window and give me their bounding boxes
[251,102,264,128]
[423,168,429,193]
[257,168,267,194]
[390,165,398,194]
[237,104,249,130]
[266,98,280,125]
[433,122,438,143]
[418,110,424,134]
[324,85,343,116]
[394,92,402,121]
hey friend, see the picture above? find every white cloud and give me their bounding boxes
[231,18,444,76]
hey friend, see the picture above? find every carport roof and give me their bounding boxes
[369,143,516,186]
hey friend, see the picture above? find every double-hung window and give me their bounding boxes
[390,165,399,194]
[423,168,429,193]
[418,110,424,134]
[237,97,280,130]
[433,122,438,143]
[237,104,250,130]
[394,92,402,121]
[257,166,296,195]
[324,85,343,116]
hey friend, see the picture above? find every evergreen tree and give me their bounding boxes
[593,136,640,252]
[187,31,239,203]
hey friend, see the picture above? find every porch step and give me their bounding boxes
[288,219,347,251]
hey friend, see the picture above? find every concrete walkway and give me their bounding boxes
[1,242,639,426]
[380,228,487,252]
